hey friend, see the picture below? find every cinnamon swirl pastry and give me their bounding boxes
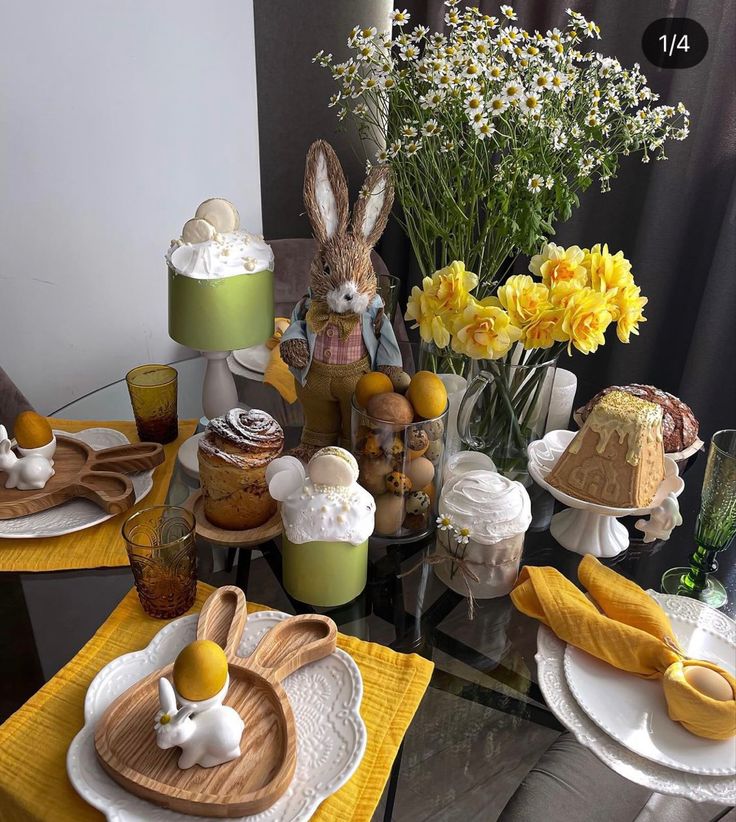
[198,408,284,529]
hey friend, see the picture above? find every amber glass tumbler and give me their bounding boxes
[125,364,178,444]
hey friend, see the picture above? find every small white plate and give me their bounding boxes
[67,610,366,821]
[233,344,271,375]
[0,429,154,539]
[564,593,736,776]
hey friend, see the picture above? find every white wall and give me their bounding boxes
[1,1,262,414]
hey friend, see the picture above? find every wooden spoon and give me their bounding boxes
[95,586,337,817]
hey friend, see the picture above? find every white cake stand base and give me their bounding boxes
[549,507,630,558]
[528,430,685,560]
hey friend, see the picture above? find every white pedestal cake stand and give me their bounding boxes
[528,430,685,558]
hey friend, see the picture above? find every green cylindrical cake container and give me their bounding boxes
[281,536,369,607]
[168,266,274,350]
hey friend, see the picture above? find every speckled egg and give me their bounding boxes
[405,490,430,515]
[425,439,443,463]
[405,457,435,489]
[361,433,382,458]
[407,428,429,459]
[359,457,393,496]
[386,471,412,496]
[391,371,412,394]
[374,493,405,535]
[422,419,445,441]
[384,435,405,459]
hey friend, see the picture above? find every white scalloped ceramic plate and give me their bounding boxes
[528,430,684,516]
[564,593,736,776]
[536,592,736,804]
[0,429,154,539]
[67,610,366,821]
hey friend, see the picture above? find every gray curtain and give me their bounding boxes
[254,0,736,437]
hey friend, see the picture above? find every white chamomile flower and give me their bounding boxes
[380,75,397,91]
[440,137,456,152]
[464,93,484,112]
[488,95,509,115]
[405,139,422,156]
[527,174,544,193]
[550,71,567,92]
[412,24,429,39]
[401,124,418,139]
[502,80,524,102]
[437,514,454,531]
[328,92,342,108]
[362,76,379,92]
[421,118,440,136]
[455,526,471,544]
[388,140,402,157]
[500,5,517,21]
[585,20,601,39]
[391,8,411,26]
[545,175,554,189]
[353,102,368,117]
[464,61,482,79]
[356,43,375,60]
[521,93,541,114]
[488,62,506,80]
[400,43,420,61]
[474,119,496,139]
[420,89,446,109]
[376,148,389,163]
[155,713,172,732]
[532,72,552,91]
[473,39,491,57]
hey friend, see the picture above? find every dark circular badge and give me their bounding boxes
[642,18,708,69]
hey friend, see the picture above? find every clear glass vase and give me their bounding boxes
[457,349,558,482]
[417,340,471,378]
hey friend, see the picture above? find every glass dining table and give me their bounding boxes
[3,356,735,821]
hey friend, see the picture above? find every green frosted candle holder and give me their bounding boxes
[281,535,368,607]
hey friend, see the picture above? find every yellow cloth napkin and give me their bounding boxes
[0,583,433,821]
[263,317,297,404]
[0,419,197,573]
[512,555,736,740]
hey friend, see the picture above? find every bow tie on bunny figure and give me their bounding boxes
[280,140,407,460]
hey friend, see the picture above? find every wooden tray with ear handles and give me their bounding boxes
[94,586,338,817]
[0,435,164,519]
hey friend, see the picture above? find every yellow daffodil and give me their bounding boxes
[582,243,634,293]
[451,299,522,359]
[614,283,648,342]
[404,261,477,348]
[405,283,453,347]
[432,260,478,318]
[496,274,551,327]
[560,287,614,354]
[523,307,565,349]
[548,279,580,308]
[529,242,588,290]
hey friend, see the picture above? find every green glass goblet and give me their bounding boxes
[662,429,736,607]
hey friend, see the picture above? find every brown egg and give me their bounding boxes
[684,665,734,701]
[405,457,435,489]
[366,392,415,426]
[359,457,393,496]
[374,493,405,535]
[403,512,429,532]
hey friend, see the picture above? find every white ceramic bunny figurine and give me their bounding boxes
[0,425,55,490]
[155,676,244,769]
[635,491,683,543]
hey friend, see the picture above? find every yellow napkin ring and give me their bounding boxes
[663,658,736,740]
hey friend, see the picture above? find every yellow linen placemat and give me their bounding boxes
[0,419,198,573]
[0,582,434,821]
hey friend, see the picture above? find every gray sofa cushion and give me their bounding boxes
[498,733,732,822]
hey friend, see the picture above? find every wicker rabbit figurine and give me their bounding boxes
[280,140,405,457]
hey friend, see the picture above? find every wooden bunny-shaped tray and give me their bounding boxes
[95,586,338,817]
[0,435,164,519]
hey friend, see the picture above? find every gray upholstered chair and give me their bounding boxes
[498,733,735,822]
[0,366,33,428]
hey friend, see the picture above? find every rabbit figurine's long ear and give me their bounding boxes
[0,425,7,443]
[159,677,177,715]
[352,164,394,248]
[304,140,349,245]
